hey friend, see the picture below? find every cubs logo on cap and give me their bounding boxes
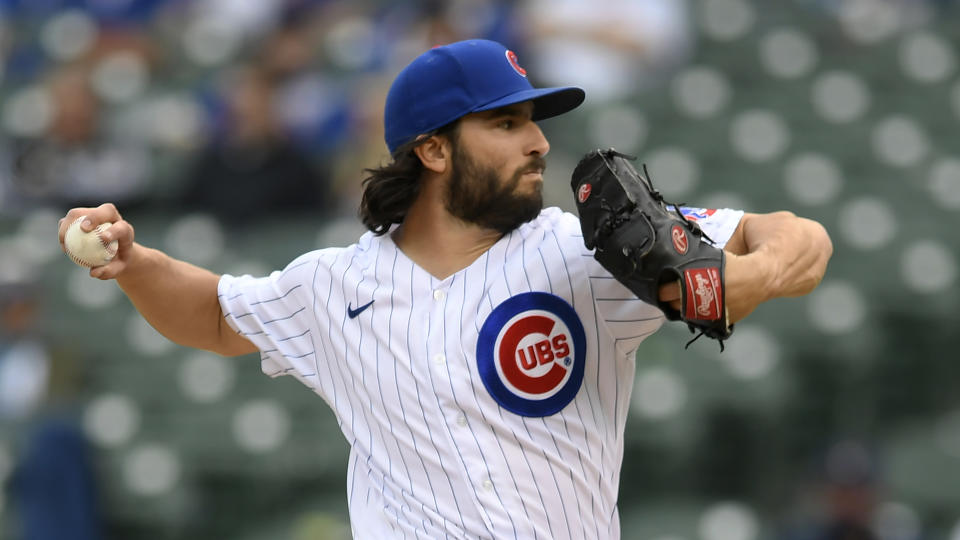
[476,292,586,417]
[505,50,527,77]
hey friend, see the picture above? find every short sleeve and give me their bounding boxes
[674,207,744,248]
[218,252,323,380]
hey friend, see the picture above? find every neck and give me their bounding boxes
[393,189,503,281]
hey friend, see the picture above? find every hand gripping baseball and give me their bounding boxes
[58,203,136,280]
[570,149,733,347]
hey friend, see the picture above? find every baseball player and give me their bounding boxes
[58,39,832,538]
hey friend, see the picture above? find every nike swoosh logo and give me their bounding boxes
[347,300,375,319]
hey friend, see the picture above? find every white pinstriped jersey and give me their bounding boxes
[218,206,743,539]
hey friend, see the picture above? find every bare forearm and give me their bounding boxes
[724,211,833,322]
[116,244,253,355]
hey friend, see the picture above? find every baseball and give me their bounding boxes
[64,216,119,268]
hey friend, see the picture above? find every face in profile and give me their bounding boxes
[443,130,547,234]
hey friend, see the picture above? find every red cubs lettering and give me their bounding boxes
[500,315,574,395]
[518,335,571,369]
[517,347,537,370]
[552,334,569,358]
[535,340,554,365]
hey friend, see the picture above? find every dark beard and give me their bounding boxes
[444,145,545,234]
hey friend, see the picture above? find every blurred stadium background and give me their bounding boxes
[0,0,959,538]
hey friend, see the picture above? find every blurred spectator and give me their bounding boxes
[0,64,151,217]
[178,65,332,224]
[325,0,522,208]
[9,421,103,540]
[260,6,356,160]
[518,0,692,103]
[779,440,912,540]
[0,277,48,421]
[0,258,102,540]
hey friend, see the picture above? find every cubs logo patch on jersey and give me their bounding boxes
[476,292,586,417]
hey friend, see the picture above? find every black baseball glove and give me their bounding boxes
[570,148,733,347]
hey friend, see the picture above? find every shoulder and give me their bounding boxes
[518,207,584,238]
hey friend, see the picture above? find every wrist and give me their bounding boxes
[116,244,164,286]
[723,251,776,322]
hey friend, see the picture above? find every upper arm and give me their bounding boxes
[722,211,799,256]
[215,314,259,356]
[722,210,833,260]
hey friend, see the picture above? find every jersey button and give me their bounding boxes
[481,479,493,492]
[433,289,445,301]
[433,354,446,366]
[456,413,467,427]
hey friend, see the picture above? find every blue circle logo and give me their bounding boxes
[476,292,586,417]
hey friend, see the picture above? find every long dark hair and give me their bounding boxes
[359,121,459,235]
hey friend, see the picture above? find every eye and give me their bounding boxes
[497,119,514,129]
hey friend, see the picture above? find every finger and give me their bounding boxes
[658,281,681,302]
[82,203,122,231]
[59,208,95,245]
[58,204,118,242]
[90,259,124,280]
[98,219,134,247]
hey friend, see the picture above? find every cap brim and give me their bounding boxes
[475,86,585,121]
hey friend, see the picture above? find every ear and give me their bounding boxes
[412,135,449,174]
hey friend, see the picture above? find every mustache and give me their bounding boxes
[519,156,547,175]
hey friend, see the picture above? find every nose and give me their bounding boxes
[525,122,550,157]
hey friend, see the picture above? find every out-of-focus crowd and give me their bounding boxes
[2,0,959,538]
[0,0,692,225]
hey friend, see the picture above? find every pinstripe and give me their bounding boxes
[308,253,338,408]
[276,329,310,342]
[551,230,604,433]
[261,307,305,325]
[498,241,557,540]
[332,253,368,439]
[535,239,591,540]
[473,241,544,538]
[323,252,366,514]
[580,238,612,517]
[470,249,536,539]
[215,208,742,538]
[385,248,416,501]
[366,239,401,513]
[322,250,352,422]
[344,246,376,511]
[519,232,574,538]
[410,267,469,535]
[398,258,446,532]
[560,224,617,539]
[441,273,515,539]
[423,284,497,537]
[248,284,302,305]
[547,229,604,520]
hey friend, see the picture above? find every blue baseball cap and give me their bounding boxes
[384,39,585,154]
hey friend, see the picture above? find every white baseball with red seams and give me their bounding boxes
[63,216,119,268]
